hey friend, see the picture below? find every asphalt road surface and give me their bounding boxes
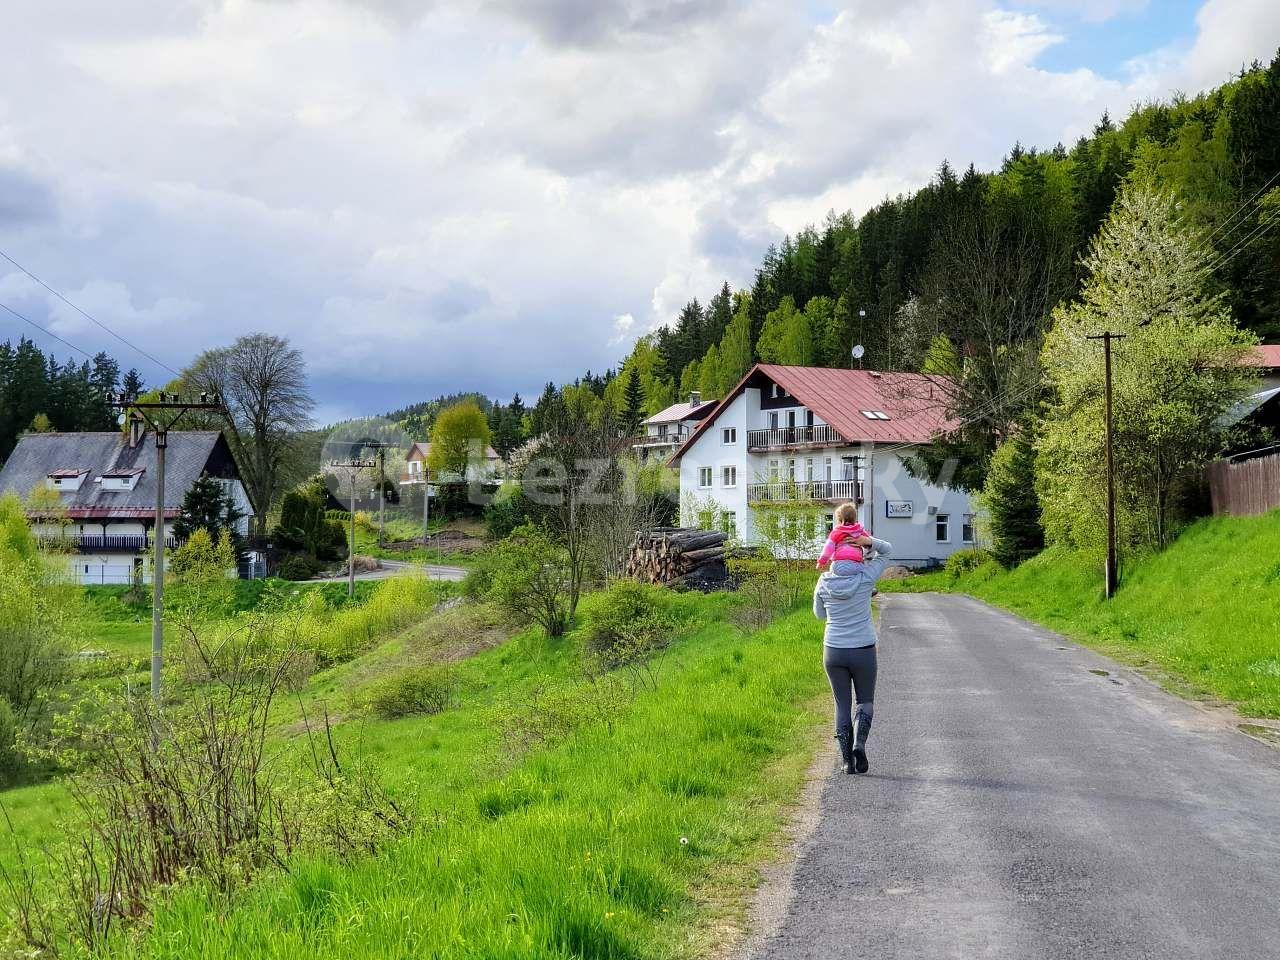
[743,592,1280,960]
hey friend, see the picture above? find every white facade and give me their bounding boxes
[33,477,252,586]
[677,384,976,567]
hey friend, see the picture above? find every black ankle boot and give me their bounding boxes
[835,728,854,774]
[852,711,872,774]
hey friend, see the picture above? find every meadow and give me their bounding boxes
[882,510,1280,717]
[1,570,830,959]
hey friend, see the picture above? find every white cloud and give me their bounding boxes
[0,0,1276,411]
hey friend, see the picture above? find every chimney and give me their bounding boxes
[128,413,145,449]
[689,391,701,407]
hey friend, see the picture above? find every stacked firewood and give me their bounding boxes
[625,527,729,586]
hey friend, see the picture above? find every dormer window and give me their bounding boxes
[99,468,145,491]
[47,469,88,492]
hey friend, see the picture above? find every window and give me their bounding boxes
[824,457,833,482]
[721,427,737,444]
[787,410,797,430]
[787,458,797,481]
[935,513,950,543]
[859,410,891,420]
[698,467,713,488]
[805,458,815,482]
[962,514,976,544]
[768,459,780,481]
[769,412,779,430]
[721,466,737,487]
[824,512,835,534]
[841,456,856,482]
[722,510,737,536]
[805,409,815,427]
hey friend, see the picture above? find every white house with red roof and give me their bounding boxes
[632,391,717,462]
[668,364,976,567]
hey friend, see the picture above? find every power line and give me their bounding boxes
[0,299,97,362]
[0,248,181,378]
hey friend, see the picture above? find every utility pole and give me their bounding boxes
[421,464,431,547]
[109,391,228,707]
[1086,332,1125,599]
[376,445,386,547]
[328,457,377,597]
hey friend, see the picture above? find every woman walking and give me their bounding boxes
[812,512,893,775]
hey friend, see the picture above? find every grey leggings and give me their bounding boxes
[823,644,877,742]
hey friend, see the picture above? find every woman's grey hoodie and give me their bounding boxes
[812,537,893,648]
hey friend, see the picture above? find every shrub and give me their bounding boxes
[304,574,440,666]
[727,549,799,629]
[277,554,321,581]
[471,524,572,637]
[946,547,995,580]
[359,665,455,719]
[578,581,679,671]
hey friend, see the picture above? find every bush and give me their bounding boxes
[469,524,572,637]
[578,581,679,670]
[302,574,440,666]
[945,547,995,580]
[277,554,321,581]
[359,665,455,720]
[483,487,538,540]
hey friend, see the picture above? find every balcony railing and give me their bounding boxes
[37,534,174,553]
[747,479,864,503]
[746,424,845,448]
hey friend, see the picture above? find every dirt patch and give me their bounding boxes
[384,528,488,554]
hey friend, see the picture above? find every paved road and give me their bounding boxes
[744,593,1280,960]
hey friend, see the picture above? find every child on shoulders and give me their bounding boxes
[817,501,868,569]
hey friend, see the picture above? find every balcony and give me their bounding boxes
[37,534,172,553]
[747,479,864,504]
[746,424,845,450]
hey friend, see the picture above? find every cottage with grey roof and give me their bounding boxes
[0,427,253,585]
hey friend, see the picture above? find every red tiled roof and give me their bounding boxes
[1247,344,1280,369]
[668,364,958,463]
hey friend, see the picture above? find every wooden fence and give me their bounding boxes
[1207,449,1280,517]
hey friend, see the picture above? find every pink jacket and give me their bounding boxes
[817,522,867,568]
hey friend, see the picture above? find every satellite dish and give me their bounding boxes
[851,344,865,359]
[116,412,127,427]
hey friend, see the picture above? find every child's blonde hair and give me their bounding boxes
[834,502,859,525]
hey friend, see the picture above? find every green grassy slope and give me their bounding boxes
[126,600,826,959]
[3,586,829,958]
[883,511,1280,717]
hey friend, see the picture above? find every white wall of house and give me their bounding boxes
[678,387,976,566]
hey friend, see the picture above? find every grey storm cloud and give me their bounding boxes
[486,0,732,47]
[0,165,56,226]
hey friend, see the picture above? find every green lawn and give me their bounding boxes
[882,510,1280,717]
[3,584,830,959]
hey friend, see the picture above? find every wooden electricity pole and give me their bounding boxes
[328,457,378,597]
[109,391,229,706]
[1086,332,1125,599]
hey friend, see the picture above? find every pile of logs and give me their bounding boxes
[626,527,729,588]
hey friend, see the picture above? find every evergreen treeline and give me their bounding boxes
[0,338,142,460]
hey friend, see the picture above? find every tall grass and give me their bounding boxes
[103,598,827,959]
[883,510,1280,716]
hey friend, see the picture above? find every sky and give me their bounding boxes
[1,0,1278,424]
